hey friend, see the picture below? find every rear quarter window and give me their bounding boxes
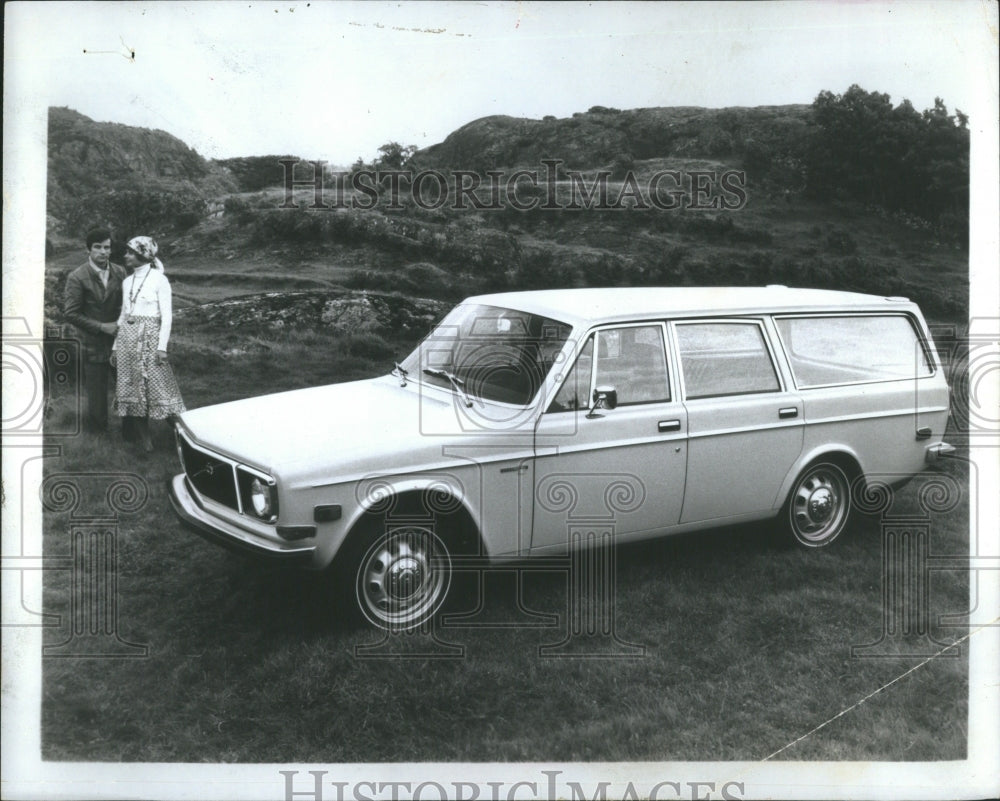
[775,314,933,388]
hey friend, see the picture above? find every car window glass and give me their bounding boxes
[401,304,572,405]
[595,325,670,405]
[677,322,780,399]
[547,336,594,413]
[776,315,933,387]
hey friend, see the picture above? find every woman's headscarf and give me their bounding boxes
[125,236,165,272]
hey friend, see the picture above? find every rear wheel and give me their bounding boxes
[785,461,851,547]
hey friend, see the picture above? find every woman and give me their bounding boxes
[111,236,185,451]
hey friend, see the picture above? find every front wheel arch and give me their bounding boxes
[332,490,483,630]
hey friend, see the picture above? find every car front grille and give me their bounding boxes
[178,433,240,511]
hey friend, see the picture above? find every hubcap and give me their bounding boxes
[357,527,451,629]
[387,557,423,599]
[807,487,833,522]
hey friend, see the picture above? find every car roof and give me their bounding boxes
[464,286,915,327]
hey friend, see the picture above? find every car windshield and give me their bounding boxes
[399,304,573,406]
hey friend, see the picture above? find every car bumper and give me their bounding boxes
[168,473,316,565]
[925,441,956,463]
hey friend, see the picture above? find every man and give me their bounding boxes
[63,228,126,432]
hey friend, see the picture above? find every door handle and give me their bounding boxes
[915,426,932,440]
[658,419,681,432]
[778,407,798,419]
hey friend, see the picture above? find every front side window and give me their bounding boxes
[676,321,780,399]
[547,324,670,412]
[595,325,670,405]
[548,336,594,413]
[775,314,933,387]
[400,304,572,406]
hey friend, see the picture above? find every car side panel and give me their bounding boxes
[795,380,950,480]
[680,394,805,522]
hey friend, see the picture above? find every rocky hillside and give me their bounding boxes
[47,107,237,238]
[177,289,446,337]
[416,105,810,172]
[45,94,969,338]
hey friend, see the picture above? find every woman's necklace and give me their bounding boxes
[126,268,152,324]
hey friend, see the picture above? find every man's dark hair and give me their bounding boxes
[85,228,112,248]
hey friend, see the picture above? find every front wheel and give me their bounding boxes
[785,462,852,547]
[354,526,453,631]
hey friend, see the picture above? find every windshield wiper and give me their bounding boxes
[422,367,474,408]
[391,362,409,386]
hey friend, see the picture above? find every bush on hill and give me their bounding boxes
[65,186,207,241]
[805,85,968,243]
[215,155,306,192]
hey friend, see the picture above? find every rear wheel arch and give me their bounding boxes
[823,451,865,493]
[779,447,866,506]
[782,452,864,548]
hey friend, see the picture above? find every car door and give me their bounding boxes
[531,322,688,552]
[672,318,804,524]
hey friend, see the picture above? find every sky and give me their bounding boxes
[6,0,997,165]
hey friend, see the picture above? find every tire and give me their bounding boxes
[349,524,454,631]
[784,461,852,547]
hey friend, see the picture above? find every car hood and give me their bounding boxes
[177,375,534,483]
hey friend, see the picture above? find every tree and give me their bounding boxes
[805,85,968,240]
[374,142,417,171]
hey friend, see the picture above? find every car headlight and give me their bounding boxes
[250,477,273,517]
[237,468,278,521]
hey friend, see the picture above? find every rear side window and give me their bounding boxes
[776,315,933,387]
[676,321,780,399]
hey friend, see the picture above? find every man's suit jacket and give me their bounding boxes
[63,261,126,362]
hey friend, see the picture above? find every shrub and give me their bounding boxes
[405,262,451,294]
[223,196,256,225]
[344,332,395,361]
[742,139,772,174]
[66,185,208,239]
[513,251,580,289]
[731,224,774,246]
[215,155,304,192]
[824,228,858,254]
[611,153,635,180]
[643,246,689,285]
[703,129,735,157]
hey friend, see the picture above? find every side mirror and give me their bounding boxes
[586,385,618,418]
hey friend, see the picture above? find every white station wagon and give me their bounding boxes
[170,286,955,629]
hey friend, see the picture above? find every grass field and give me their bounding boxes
[40,297,971,763]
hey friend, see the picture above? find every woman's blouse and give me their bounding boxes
[114,265,173,351]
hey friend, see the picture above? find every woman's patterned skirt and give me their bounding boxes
[114,315,185,419]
